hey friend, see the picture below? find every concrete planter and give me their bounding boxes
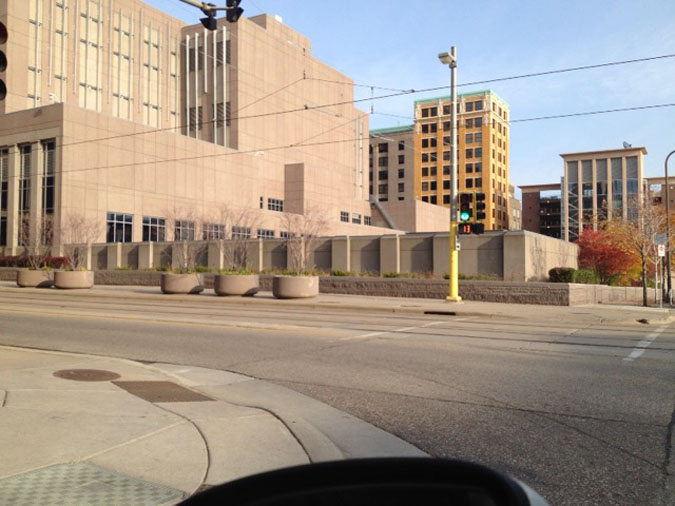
[54,270,95,289]
[16,270,53,288]
[160,273,204,294]
[214,274,259,297]
[272,275,319,299]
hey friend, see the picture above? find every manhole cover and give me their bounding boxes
[113,381,213,403]
[53,369,121,382]
[0,462,185,506]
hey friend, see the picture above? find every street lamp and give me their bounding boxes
[438,47,461,302]
[665,150,675,304]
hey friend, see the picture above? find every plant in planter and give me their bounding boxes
[211,205,261,296]
[16,215,55,288]
[160,209,206,294]
[55,211,101,289]
[273,209,327,299]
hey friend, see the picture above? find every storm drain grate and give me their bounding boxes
[113,381,213,403]
[0,462,185,506]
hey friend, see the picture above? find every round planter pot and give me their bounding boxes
[16,270,54,288]
[214,274,259,297]
[54,270,94,289]
[161,273,204,294]
[272,275,319,299]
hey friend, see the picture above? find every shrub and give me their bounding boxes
[573,269,600,284]
[330,269,354,277]
[0,255,68,268]
[549,267,576,283]
[382,272,401,278]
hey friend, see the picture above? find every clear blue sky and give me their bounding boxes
[148,0,675,190]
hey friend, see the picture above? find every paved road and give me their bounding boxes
[0,287,673,506]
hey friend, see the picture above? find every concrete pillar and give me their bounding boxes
[503,231,527,282]
[28,142,43,248]
[207,241,223,271]
[5,146,19,255]
[85,244,93,271]
[331,236,350,272]
[247,239,263,272]
[106,243,121,270]
[138,242,154,270]
[380,235,400,274]
[432,233,450,276]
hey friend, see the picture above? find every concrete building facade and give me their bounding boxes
[507,184,521,230]
[561,147,646,241]
[0,1,389,252]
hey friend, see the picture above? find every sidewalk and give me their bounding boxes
[0,346,423,506]
[2,281,674,326]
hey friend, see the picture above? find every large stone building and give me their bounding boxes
[0,0,393,252]
[561,147,646,241]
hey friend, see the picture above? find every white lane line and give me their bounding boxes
[623,325,668,362]
[341,322,444,341]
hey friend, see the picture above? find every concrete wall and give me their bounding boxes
[2,229,576,282]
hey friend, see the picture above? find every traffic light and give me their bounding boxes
[459,193,472,222]
[226,0,244,22]
[458,223,472,235]
[475,192,486,221]
[200,15,217,30]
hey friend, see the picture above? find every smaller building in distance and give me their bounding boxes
[644,176,675,212]
[519,182,562,239]
[369,125,414,204]
[507,184,521,230]
[561,147,646,241]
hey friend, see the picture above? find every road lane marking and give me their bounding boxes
[623,325,668,362]
[341,322,445,341]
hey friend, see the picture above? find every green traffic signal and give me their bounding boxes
[459,211,471,222]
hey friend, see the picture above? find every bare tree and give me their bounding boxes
[605,196,665,306]
[17,215,54,270]
[163,206,206,272]
[216,204,260,271]
[282,208,328,273]
[60,211,101,270]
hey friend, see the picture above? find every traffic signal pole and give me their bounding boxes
[439,47,461,302]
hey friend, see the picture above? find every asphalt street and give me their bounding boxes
[0,287,673,506]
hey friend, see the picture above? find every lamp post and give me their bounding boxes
[439,47,461,302]
[665,150,675,304]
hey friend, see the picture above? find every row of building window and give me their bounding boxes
[340,211,372,226]
[420,100,484,118]
[106,213,290,244]
[258,197,284,212]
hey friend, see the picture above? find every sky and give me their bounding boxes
[147,0,675,191]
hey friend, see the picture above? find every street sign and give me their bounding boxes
[658,244,666,257]
[654,233,668,245]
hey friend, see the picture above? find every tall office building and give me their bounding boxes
[561,147,646,241]
[413,90,510,231]
[0,0,388,252]
[520,182,563,239]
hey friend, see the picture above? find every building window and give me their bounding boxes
[475,178,483,188]
[364,216,372,226]
[203,223,225,240]
[378,170,388,180]
[475,148,482,158]
[422,138,429,148]
[422,124,429,134]
[443,151,451,161]
[422,167,429,177]
[443,165,450,175]
[430,107,438,117]
[475,100,484,111]
[378,184,388,194]
[379,157,388,167]
[421,108,429,118]
[398,155,405,164]
[430,167,437,176]
[42,140,56,227]
[340,211,349,222]
[443,194,450,204]
[430,181,437,191]
[422,196,429,202]
[143,216,166,242]
[475,117,482,128]
[466,179,474,189]
[422,182,429,192]
[19,145,31,213]
[259,196,264,209]
[465,102,474,112]
[422,153,429,163]
[475,162,482,173]
[475,132,482,143]
[280,231,289,239]
[378,143,388,153]
[443,121,450,131]
[352,213,361,225]
[466,148,473,159]
[466,163,474,173]
[443,180,450,190]
[466,133,473,144]
[174,220,195,241]
[268,198,284,212]
[398,169,405,178]
[398,183,405,192]
[257,229,275,239]
[430,195,437,204]
[466,118,474,128]
[231,226,251,239]
[443,105,451,115]
[398,141,405,151]
[107,213,133,243]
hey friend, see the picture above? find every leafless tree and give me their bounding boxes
[163,206,206,272]
[216,204,260,271]
[18,214,54,269]
[282,208,328,273]
[60,211,101,270]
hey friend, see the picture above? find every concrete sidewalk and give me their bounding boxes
[1,281,673,326]
[0,346,423,506]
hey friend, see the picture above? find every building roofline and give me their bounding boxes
[414,89,508,107]
[370,125,414,135]
[559,147,647,158]
[518,183,561,191]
